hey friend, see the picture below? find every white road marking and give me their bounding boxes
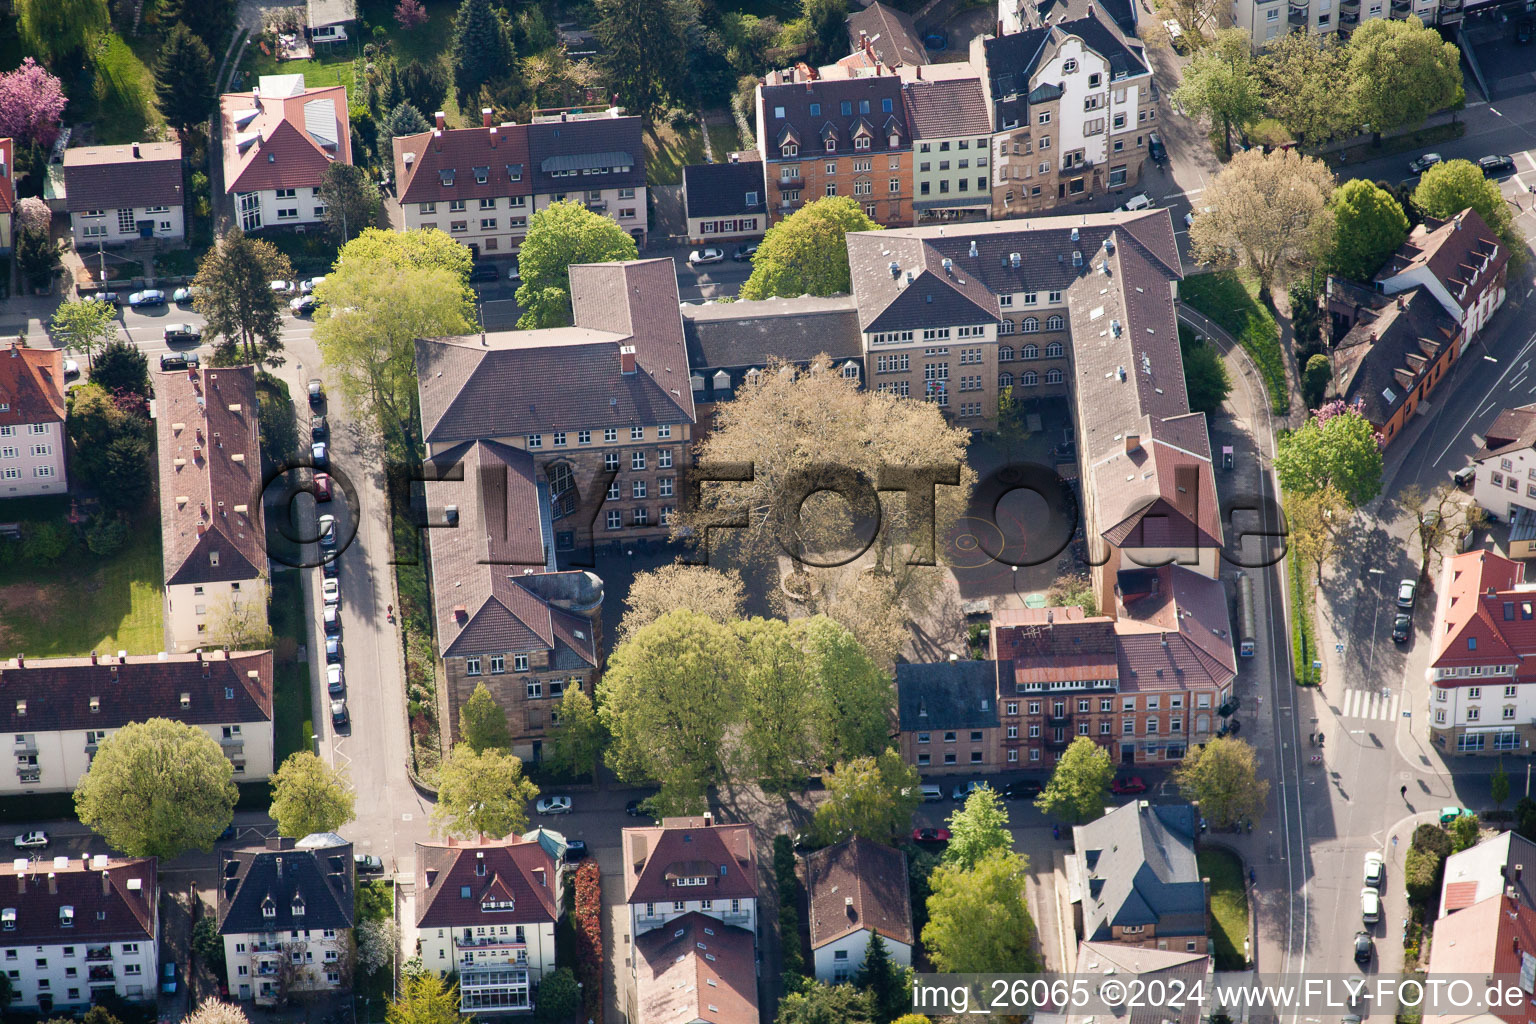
[1339,690,1402,721]
[1433,325,1536,466]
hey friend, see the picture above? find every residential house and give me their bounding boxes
[1002,0,1139,35]
[846,3,929,68]
[219,74,352,233]
[152,365,268,654]
[0,341,67,497]
[1428,549,1536,756]
[62,142,184,245]
[0,138,14,254]
[0,650,274,794]
[1069,800,1207,950]
[1424,892,1536,1024]
[903,76,993,224]
[305,0,356,44]
[805,838,913,983]
[682,158,767,244]
[1044,943,1209,1024]
[422,438,603,762]
[414,835,560,1013]
[1469,404,1536,526]
[896,659,1005,772]
[991,607,1121,768]
[527,108,648,245]
[0,854,159,1014]
[974,10,1155,216]
[1327,283,1462,447]
[217,835,355,1005]
[416,259,696,549]
[1438,830,1536,919]
[632,911,757,1024]
[1375,208,1509,346]
[755,70,913,227]
[621,815,757,939]
[1231,0,1450,48]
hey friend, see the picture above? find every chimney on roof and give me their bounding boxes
[702,811,714,827]
[620,345,637,375]
[100,871,110,896]
[91,651,98,665]
[1125,433,1141,453]
[432,129,443,153]
[14,873,22,894]
[453,605,468,623]
[47,873,55,895]
[1396,295,1405,310]
[488,126,496,148]
[131,143,141,159]
[1161,633,1169,647]
[482,107,493,128]
[14,656,20,669]
[434,111,446,129]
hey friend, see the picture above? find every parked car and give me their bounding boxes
[322,578,340,606]
[354,854,384,873]
[1360,886,1381,924]
[1111,775,1148,795]
[161,962,179,994]
[289,295,317,315]
[63,359,80,379]
[1121,192,1153,212]
[128,289,165,308]
[13,831,47,849]
[471,263,499,282]
[951,780,984,801]
[171,286,201,304]
[733,243,759,262]
[313,472,333,502]
[1408,152,1442,174]
[625,798,653,819]
[1148,133,1166,162]
[308,378,325,408]
[82,291,122,306]
[270,279,296,294]
[1003,779,1043,800]
[1392,613,1412,643]
[1364,851,1385,889]
[688,248,725,265]
[322,555,339,578]
[159,351,200,371]
[536,796,573,815]
[1439,806,1470,824]
[507,262,521,282]
[318,514,337,548]
[1354,931,1373,964]
[300,276,326,294]
[326,664,344,696]
[1480,154,1516,178]
[311,441,329,468]
[331,699,349,728]
[1217,718,1242,737]
[1454,465,1477,488]
[164,323,202,343]
[1518,17,1533,43]
[1397,578,1418,609]
[564,840,588,862]
[325,636,341,664]
[912,826,952,844]
[311,415,328,441]
[323,605,341,636]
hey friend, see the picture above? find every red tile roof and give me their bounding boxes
[805,838,913,948]
[623,818,757,905]
[1115,566,1236,689]
[1426,893,1536,1024]
[152,366,267,586]
[991,610,1121,686]
[634,912,758,1024]
[1430,550,1536,681]
[393,120,532,207]
[0,855,157,945]
[415,835,558,928]
[0,139,14,216]
[219,77,351,194]
[0,341,64,427]
[1442,880,1481,914]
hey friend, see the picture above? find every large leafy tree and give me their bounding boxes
[193,231,292,368]
[1332,178,1410,282]
[775,982,872,1024]
[318,162,382,242]
[1347,17,1462,144]
[547,688,606,778]
[387,974,462,1024]
[155,23,217,137]
[458,681,512,752]
[51,298,118,368]
[67,383,153,510]
[1257,31,1356,146]
[1274,400,1384,506]
[617,564,745,644]
[381,101,431,141]
[398,60,449,118]
[1173,29,1263,157]
[90,340,150,399]
[740,197,881,301]
[801,0,851,66]
[74,718,237,858]
[799,615,894,764]
[1034,736,1113,823]
[735,617,821,790]
[1188,148,1336,298]
[1179,331,1231,416]
[514,201,639,328]
[160,0,234,48]
[1174,737,1268,828]
[268,752,356,837]
[923,848,1038,972]
[17,0,106,66]
[450,0,513,108]
[811,749,920,844]
[944,784,1011,870]
[431,745,539,838]
[1286,483,1350,583]
[0,58,67,148]
[1412,159,1518,250]
[594,0,689,118]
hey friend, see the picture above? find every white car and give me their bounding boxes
[300,276,326,294]
[1364,851,1385,889]
[688,248,725,265]
[63,359,80,379]
[326,664,344,696]
[13,831,47,849]
[322,578,340,606]
[1184,206,1211,229]
[1122,193,1153,212]
[1360,886,1381,924]
[270,279,296,294]
[536,796,573,815]
[507,263,521,282]
[317,514,337,549]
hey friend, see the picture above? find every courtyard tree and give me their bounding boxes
[1158,0,1225,42]
[775,982,873,1024]
[1398,481,1489,572]
[155,24,217,138]
[811,749,921,844]
[1274,399,1384,506]
[1347,17,1463,145]
[51,298,118,368]
[799,615,894,764]
[617,563,746,643]
[739,197,881,300]
[381,101,431,140]
[1180,331,1232,415]
[66,383,153,511]
[533,968,581,1023]
[594,0,689,118]
[193,231,293,368]
[546,688,606,778]
[89,340,150,398]
[183,1000,251,1024]
[431,746,539,838]
[449,0,513,108]
[1493,763,1512,811]
[1034,736,1114,823]
[923,848,1038,972]
[1302,353,1333,409]
[1257,31,1357,146]
[387,974,462,1024]
[944,785,1011,870]
[855,932,912,1024]
[1330,179,1411,282]
[1174,736,1268,828]
[514,201,638,329]
[268,752,356,838]
[1173,29,1263,157]
[318,162,383,242]
[735,617,822,791]
[206,593,276,650]
[1188,148,1336,298]
[74,718,237,858]
[458,681,512,752]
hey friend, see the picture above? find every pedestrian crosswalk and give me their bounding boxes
[1338,689,1402,722]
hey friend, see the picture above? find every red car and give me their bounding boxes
[912,826,952,843]
[313,472,333,502]
[1111,775,1148,795]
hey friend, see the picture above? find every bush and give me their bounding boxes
[1303,354,1332,410]
[1412,823,1453,859]
[22,520,70,563]
[534,967,581,1022]
[774,834,806,982]
[1404,846,1442,904]
[573,860,603,1024]
[191,915,225,970]
[86,513,129,557]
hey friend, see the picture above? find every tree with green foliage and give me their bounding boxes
[381,101,431,141]
[155,23,217,137]
[318,162,382,242]
[1331,179,1411,282]
[17,0,107,66]
[944,785,1011,870]
[740,197,881,300]
[594,0,690,118]
[1173,29,1263,157]
[891,1017,932,1024]
[268,752,356,837]
[547,688,606,779]
[89,340,149,398]
[1451,812,1481,853]
[735,617,821,790]
[1493,762,1511,811]
[533,968,582,1023]
[398,60,449,120]
[457,682,512,752]
[67,383,153,511]
[191,916,226,971]
[923,848,1037,972]
[618,564,746,643]
[1516,797,1536,841]
[775,981,873,1024]
[514,201,639,328]
[1412,822,1453,858]
[1275,400,1384,506]
[51,298,118,369]
[798,615,894,764]
[160,0,234,48]
[431,745,539,838]
[1174,737,1268,828]
[1347,17,1463,145]
[1180,333,1232,415]
[16,227,62,289]
[21,520,69,563]
[1404,845,1442,902]
[812,750,921,844]
[1412,158,1518,249]
[74,718,237,858]
[193,231,292,368]
[387,973,462,1024]
[1035,735,1114,823]
[85,512,129,557]
[802,0,852,66]
[256,385,300,467]
[450,0,513,108]
[1303,353,1332,410]
[1289,275,1325,355]
[855,933,911,1024]
[1257,31,1357,146]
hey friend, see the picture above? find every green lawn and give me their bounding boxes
[708,122,742,160]
[1198,848,1249,970]
[1289,551,1322,686]
[1179,270,1289,414]
[645,121,708,186]
[268,570,314,763]
[91,33,164,144]
[0,498,164,657]
[235,39,359,100]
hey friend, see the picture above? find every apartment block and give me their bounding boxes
[0,341,66,497]
[219,75,351,233]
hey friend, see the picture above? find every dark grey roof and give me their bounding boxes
[982,12,1148,127]
[1334,287,1458,428]
[896,660,1006,731]
[1073,802,1205,941]
[541,150,633,173]
[846,2,929,68]
[218,836,356,935]
[683,161,768,220]
[1008,0,1138,35]
[1475,403,1536,462]
[683,297,864,403]
[524,115,645,194]
[759,75,910,161]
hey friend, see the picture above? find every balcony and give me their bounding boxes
[13,739,36,755]
[1288,1,1310,23]
[16,768,39,783]
[85,947,113,962]
[250,941,282,953]
[88,966,115,982]
[257,964,280,977]
[454,936,527,950]
[584,201,608,213]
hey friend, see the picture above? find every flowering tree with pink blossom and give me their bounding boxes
[1276,399,1385,507]
[15,197,51,237]
[395,0,428,29]
[0,59,67,149]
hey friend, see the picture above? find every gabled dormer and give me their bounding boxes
[821,122,839,153]
[883,115,903,149]
[776,123,800,159]
[852,118,874,152]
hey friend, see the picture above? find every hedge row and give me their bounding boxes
[573,859,603,1024]
[773,835,805,984]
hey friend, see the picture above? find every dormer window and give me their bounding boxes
[1,909,13,930]
[440,170,455,186]
[291,896,305,917]
[481,899,515,911]
[59,906,73,928]
[825,138,836,152]
[782,143,798,157]
[854,136,870,150]
[675,876,710,887]
[474,167,489,184]
[261,897,276,919]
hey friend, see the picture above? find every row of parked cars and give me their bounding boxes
[1407,152,1517,178]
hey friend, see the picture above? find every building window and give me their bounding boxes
[466,657,482,676]
[489,656,505,674]
[605,452,620,471]
[606,510,622,530]
[526,434,542,449]
[659,449,673,469]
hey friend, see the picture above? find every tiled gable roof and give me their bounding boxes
[1431,550,1536,678]
[218,836,355,935]
[0,651,273,732]
[846,2,929,68]
[0,855,157,945]
[805,838,913,948]
[683,160,768,220]
[759,74,910,160]
[634,912,758,1024]
[982,10,1147,124]
[1475,403,1536,461]
[153,366,266,587]
[1377,208,1508,313]
[415,835,558,928]
[1114,566,1236,687]
[0,341,65,427]
[62,142,183,213]
[219,79,351,194]
[393,122,532,206]
[623,818,757,904]
[1073,801,1205,941]
[901,78,990,139]
[896,660,1005,731]
[1334,287,1460,427]
[991,609,1120,686]
[524,114,645,194]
